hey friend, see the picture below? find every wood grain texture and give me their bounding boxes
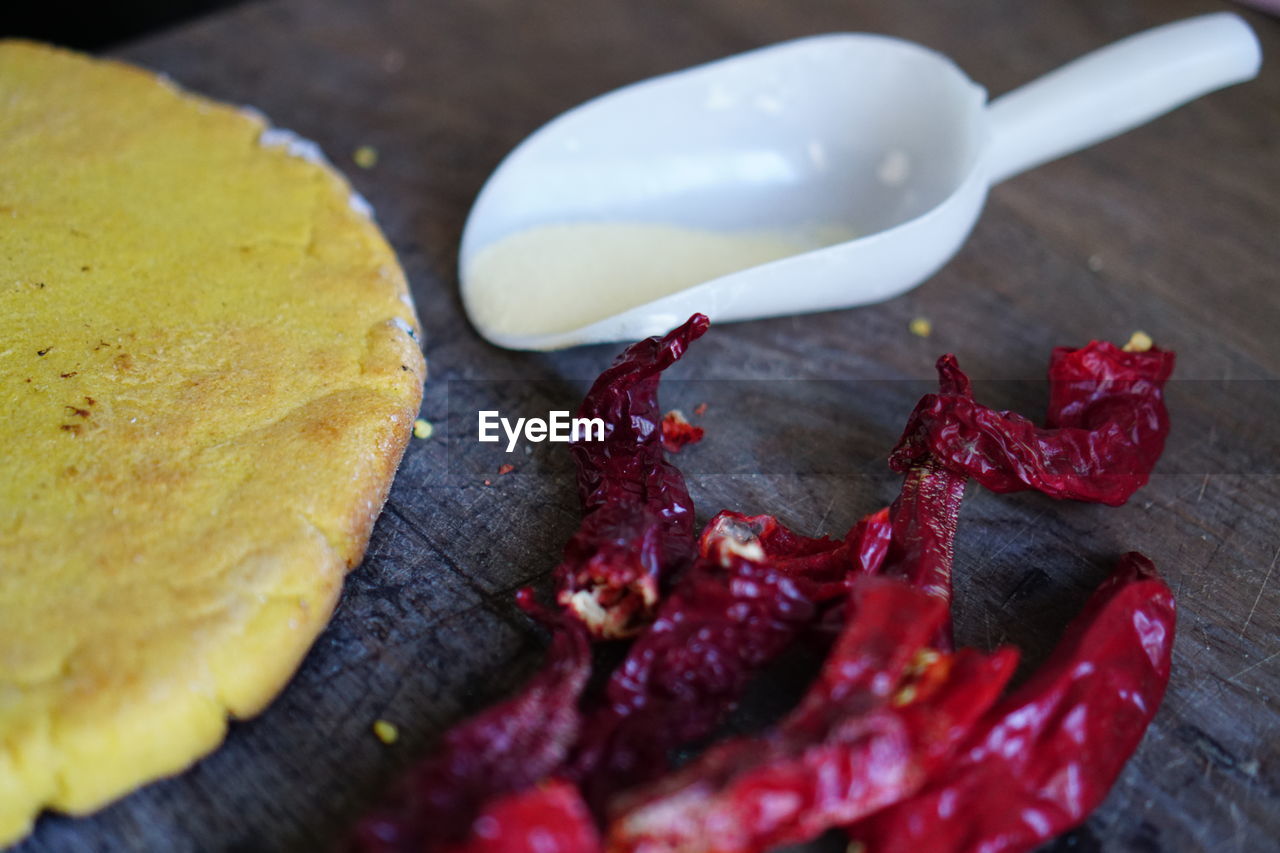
[12,0,1279,850]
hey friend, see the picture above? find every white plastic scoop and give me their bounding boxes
[460,13,1261,350]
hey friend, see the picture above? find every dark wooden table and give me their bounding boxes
[17,0,1280,850]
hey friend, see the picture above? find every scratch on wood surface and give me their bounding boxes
[1226,755,1260,853]
[987,507,1048,568]
[1197,473,1210,502]
[814,490,837,535]
[1227,648,1280,685]
[1195,530,1233,597]
[1207,801,1246,853]
[1182,621,1217,669]
[381,499,548,638]
[1183,670,1228,711]
[1147,476,1216,523]
[1239,545,1278,639]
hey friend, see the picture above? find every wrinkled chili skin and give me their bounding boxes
[571,509,890,811]
[351,594,591,853]
[850,552,1176,853]
[877,357,972,649]
[606,578,1018,853]
[879,462,967,634]
[450,780,601,853]
[557,314,710,638]
[890,343,1174,506]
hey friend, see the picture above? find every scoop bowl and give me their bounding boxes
[460,13,1261,350]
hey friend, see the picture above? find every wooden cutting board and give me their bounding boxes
[14,0,1279,850]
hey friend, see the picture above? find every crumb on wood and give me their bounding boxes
[413,418,433,440]
[1123,330,1154,352]
[908,317,932,338]
[661,409,704,453]
[498,463,515,476]
[372,719,399,745]
[353,145,379,169]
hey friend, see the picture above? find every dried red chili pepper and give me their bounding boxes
[875,357,972,650]
[848,507,893,576]
[660,409,704,452]
[849,552,1176,853]
[353,326,1178,853]
[890,342,1174,506]
[879,461,967,608]
[450,780,601,853]
[351,591,591,853]
[705,507,891,579]
[571,508,891,811]
[605,577,1019,853]
[557,313,710,638]
[881,342,1173,644]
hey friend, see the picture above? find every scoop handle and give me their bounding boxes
[985,12,1261,185]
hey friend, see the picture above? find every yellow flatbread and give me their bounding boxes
[0,41,425,844]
